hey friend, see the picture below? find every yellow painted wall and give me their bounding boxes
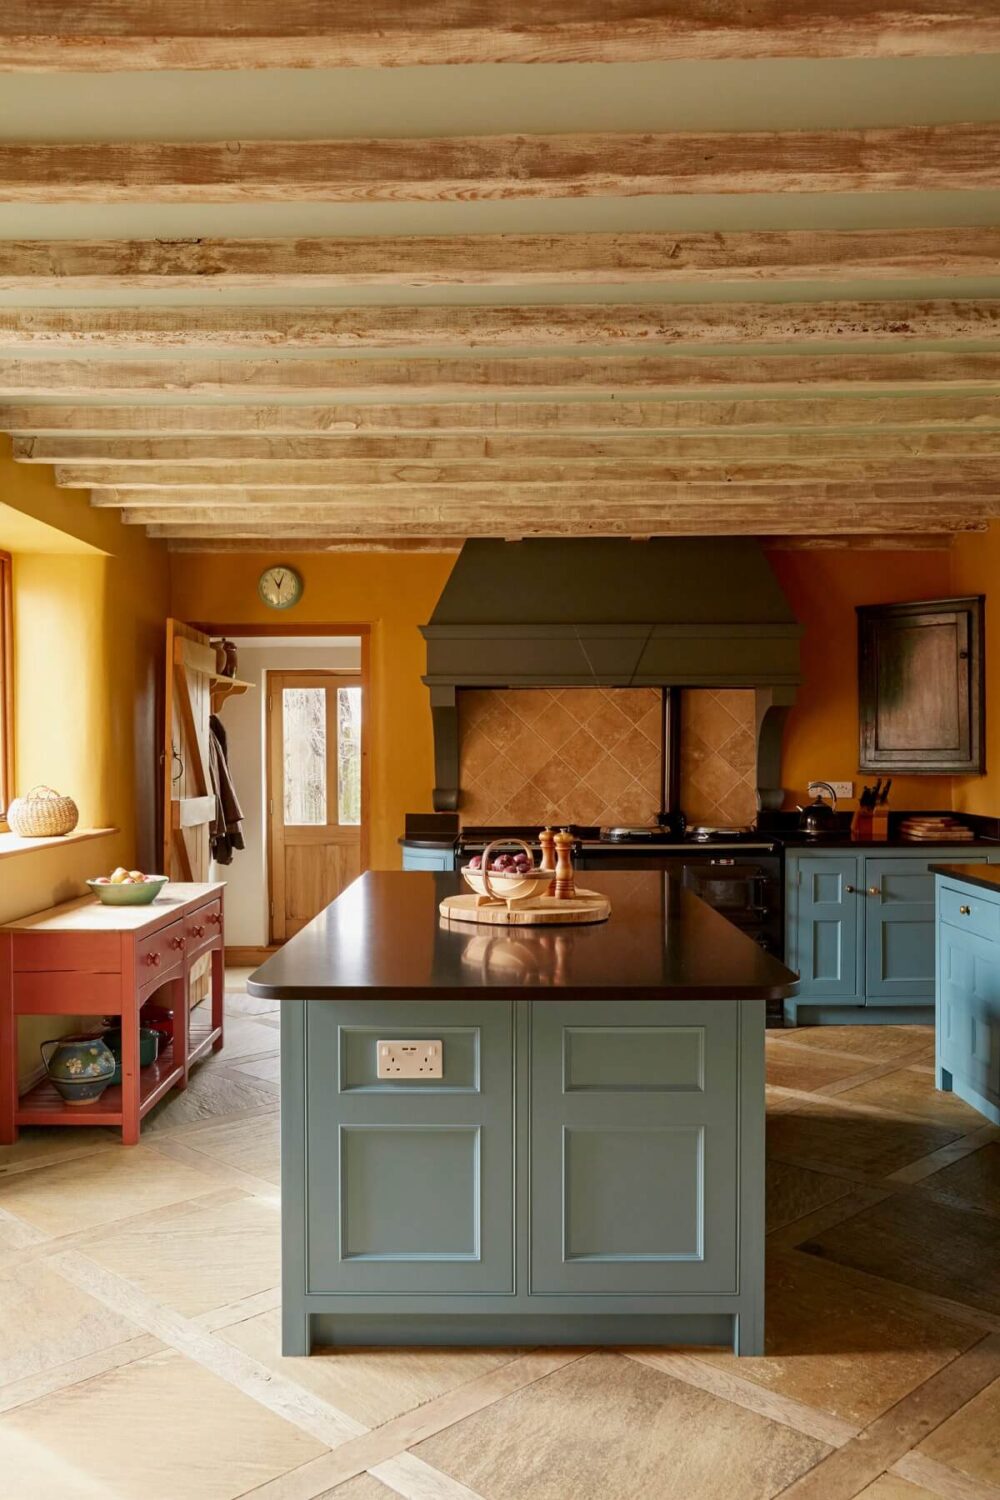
[169,550,456,870]
[949,524,998,817]
[766,547,958,811]
[0,436,170,1084]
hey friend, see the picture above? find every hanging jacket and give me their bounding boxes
[208,713,245,865]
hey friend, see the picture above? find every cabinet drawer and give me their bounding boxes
[304,1002,513,1295]
[135,918,186,983]
[940,885,1000,942]
[185,898,223,960]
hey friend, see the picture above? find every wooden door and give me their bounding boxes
[163,619,215,882]
[268,670,367,942]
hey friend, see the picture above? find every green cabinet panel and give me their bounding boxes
[865,855,987,1005]
[401,846,455,871]
[937,908,1000,1122]
[787,855,861,1002]
[529,1001,739,1295]
[304,1001,513,1294]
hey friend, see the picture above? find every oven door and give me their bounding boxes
[681,860,772,923]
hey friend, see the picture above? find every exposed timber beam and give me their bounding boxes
[763,533,956,549]
[21,429,1000,465]
[166,537,464,554]
[5,353,1000,398]
[137,507,992,538]
[61,458,1000,490]
[163,534,952,555]
[4,3,999,70]
[6,299,1000,350]
[7,396,1000,435]
[99,483,1000,510]
[2,229,999,290]
[1,124,997,203]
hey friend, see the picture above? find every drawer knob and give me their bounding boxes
[170,934,185,950]
[207,912,222,926]
[145,951,161,967]
[845,884,856,893]
[191,924,204,938]
[867,886,880,896]
[960,904,971,915]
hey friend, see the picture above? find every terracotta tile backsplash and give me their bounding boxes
[679,688,758,828]
[458,688,662,828]
[458,685,758,830]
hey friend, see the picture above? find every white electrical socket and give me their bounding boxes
[377,1040,443,1079]
[808,780,854,800]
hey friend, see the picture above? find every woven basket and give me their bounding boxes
[7,785,80,838]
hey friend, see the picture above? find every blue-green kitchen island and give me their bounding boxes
[248,870,798,1357]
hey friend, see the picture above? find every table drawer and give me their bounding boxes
[185,898,223,960]
[135,918,187,981]
[940,885,1000,942]
[13,931,121,974]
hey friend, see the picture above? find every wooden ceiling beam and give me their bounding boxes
[763,533,956,549]
[102,483,1000,510]
[5,353,1000,398]
[136,506,992,538]
[2,229,998,290]
[22,429,1000,465]
[6,299,1000,349]
[63,458,1000,490]
[1,124,997,203]
[165,537,464,554]
[4,3,999,69]
[7,395,1000,435]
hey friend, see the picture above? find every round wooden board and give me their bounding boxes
[440,889,611,926]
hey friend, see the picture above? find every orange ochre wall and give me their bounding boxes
[169,551,456,870]
[949,527,999,816]
[766,546,958,812]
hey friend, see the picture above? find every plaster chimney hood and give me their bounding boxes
[420,538,802,812]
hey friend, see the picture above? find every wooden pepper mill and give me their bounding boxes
[538,827,556,896]
[552,829,577,901]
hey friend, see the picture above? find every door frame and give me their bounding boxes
[266,667,368,943]
[189,620,372,947]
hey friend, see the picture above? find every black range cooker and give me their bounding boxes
[456,824,785,1023]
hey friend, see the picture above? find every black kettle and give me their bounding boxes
[796,782,838,838]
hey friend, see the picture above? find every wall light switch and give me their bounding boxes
[377,1040,443,1079]
[808,780,854,800]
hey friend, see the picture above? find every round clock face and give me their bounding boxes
[258,565,303,611]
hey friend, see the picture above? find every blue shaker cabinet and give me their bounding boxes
[936,874,1000,1125]
[786,846,999,1024]
[401,845,456,871]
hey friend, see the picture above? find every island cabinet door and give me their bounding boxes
[938,920,1000,1109]
[529,1001,739,1295]
[787,855,862,1002]
[864,855,987,1005]
[303,1002,513,1294]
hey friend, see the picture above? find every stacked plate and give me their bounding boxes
[899,816,975,842]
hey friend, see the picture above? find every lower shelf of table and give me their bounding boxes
[15,1025,221,1128]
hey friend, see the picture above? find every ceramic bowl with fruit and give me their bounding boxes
[462,838,554,905]
[87,868,169,906]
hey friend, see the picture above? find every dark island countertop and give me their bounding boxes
[247,870,799,1002]
[930,863,1000,895]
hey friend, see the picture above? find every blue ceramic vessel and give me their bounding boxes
[40,1034,117,1105]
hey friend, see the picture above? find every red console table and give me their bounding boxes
[0,882,225,1146]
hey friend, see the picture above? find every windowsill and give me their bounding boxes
[0,826,118,861]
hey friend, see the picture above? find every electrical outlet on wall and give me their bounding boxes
[808,780,854,800]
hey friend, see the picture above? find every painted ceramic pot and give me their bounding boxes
[40,1034,117,1106]
[102,1026,160,1085]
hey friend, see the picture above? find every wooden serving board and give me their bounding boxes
[440,889,611,926]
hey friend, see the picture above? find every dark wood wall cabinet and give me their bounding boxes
[857,596,985,775]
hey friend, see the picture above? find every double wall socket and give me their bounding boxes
[808,780,854,800]
[377,1040,443,1079]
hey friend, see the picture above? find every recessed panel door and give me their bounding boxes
[788,856,861,1002]
[268,671,367,942]
[865,854,987,1005]
[529,1001,739,1295]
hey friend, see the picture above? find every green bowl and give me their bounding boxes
[87,876,169,906]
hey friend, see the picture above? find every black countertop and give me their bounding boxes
[930,863,1000,894]
[247,871,799,1002]
[400,833,1000,853]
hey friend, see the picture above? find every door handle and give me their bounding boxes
[867,886,880,896]
[845,884,856,893]
[960,905,971,915]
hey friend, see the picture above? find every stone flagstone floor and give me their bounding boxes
[1,973,999,1500]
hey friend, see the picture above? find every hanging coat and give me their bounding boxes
[208,713,245,865]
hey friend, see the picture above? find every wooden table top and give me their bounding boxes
[2,882,225,934]
[248,870,798,1002]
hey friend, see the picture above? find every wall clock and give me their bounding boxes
[258,564,303,611]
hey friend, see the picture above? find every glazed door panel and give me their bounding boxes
[268,671,366,942]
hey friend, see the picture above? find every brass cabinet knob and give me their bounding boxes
[960,904,971,915]
[867,886,880,896]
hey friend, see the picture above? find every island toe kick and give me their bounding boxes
[280,996,766,1357]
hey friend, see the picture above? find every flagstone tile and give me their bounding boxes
[765,1160,853,1232]
[916,1374,1000,1487]
[0,1258,142,1385]
[920,1141,1000,1219]
[780,1027,933,1062]
[837,1068,985,1130]
[178,1110,280,1186]
[767,1099,961,1179]
[0,1143,219,1237]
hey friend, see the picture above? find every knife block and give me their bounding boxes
[852,809,888,841]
